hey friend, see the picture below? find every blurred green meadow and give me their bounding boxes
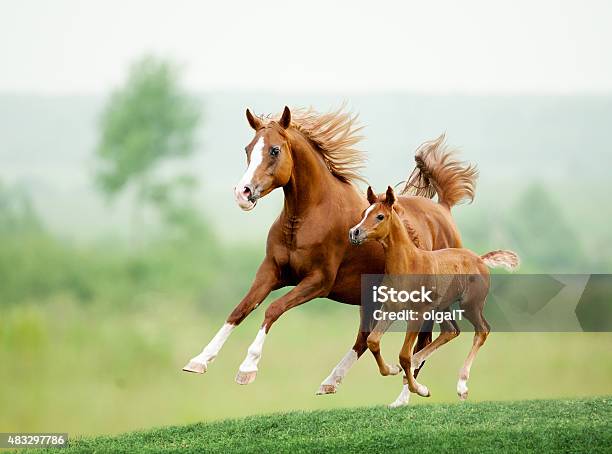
[1,57,612,436]
[2,297,611,435]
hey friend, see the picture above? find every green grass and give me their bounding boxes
[32,397,610,453]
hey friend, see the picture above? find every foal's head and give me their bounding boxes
[233,107,294,211]
[349,186,397,245]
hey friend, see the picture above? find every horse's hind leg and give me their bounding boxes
[457,306,490,400]
[317,330,366,395]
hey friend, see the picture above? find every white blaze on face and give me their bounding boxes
[240,136,265,190]
[353,205,377,231]
[234,136,266,210]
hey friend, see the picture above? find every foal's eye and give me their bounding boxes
[376,214,385,221]
[269,146,280,157]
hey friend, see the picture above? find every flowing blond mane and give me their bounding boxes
[263,106,367,184]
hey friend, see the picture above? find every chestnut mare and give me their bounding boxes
[350,186,519,406]
[183,106,477,395]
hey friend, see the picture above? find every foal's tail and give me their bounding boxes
[399,134,478,210]
[481,250,520,272]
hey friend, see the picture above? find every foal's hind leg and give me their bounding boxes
[457,308,490,400]
[411,319,460,371]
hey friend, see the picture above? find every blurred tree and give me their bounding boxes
[508,183,584,272]
[95,55,201,237]
[0,181,41,234]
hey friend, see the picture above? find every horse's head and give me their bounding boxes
[349,186,396,245]
[233,106,294,211]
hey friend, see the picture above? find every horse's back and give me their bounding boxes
[396,195,462,250]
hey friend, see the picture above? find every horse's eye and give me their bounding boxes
[376,214,384,221]
[269,146,280,157]
[244,147,248,154]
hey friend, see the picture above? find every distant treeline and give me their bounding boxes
[0,177,603,309]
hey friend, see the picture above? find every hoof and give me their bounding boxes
[388,399,409,408]
[316,384,337,395]
[457,380,468,400]
[182,361,206,374]
[416,383,430,397]
[387,364,402,376]
[235,370,257,385]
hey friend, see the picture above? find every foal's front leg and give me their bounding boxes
[390,318,429,408]
[366,319,402,377]
[235,273,329,385]
[182,259,278,374]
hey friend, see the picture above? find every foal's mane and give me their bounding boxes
[264,106,367,185]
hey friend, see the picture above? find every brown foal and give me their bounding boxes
[350,186,519,406]
[183,106,477,395]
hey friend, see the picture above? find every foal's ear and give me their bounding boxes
[246,108,263,130]
[366,186,377,205]
[385,186,396,206]
[278,106,291,129]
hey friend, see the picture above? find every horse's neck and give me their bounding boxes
[282,130,339,218]
[381,212,423,274]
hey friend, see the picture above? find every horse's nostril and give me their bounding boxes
[354,228,360,237]
[242,185,252,196]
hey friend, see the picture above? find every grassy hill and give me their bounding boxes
[35,397,610,453]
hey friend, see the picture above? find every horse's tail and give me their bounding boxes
[481,250,520,272]
[399,134,478,210]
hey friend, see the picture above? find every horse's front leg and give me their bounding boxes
[182,258,279,374]
[235,273,329,385]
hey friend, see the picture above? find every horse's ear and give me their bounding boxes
[246,108,263,130]
[385,186,396,206]
[367,186,377,205]
[278,106,291,129]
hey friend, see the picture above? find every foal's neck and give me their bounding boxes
[282,130,338,217]
[381,212,422,274]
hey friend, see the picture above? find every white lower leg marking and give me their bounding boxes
[389,384,411,408]
[239,327,267,373]
[189,323,235,367]
[410,367,430,397]
[457,366,470,399]
[319,349,358,390]
[457,377,468,397]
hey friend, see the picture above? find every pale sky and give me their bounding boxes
[1,0,611,95]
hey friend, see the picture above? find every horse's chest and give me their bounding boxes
[273,212,345,282]
[284,241,325,275]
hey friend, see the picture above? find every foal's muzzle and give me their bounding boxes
[349,227,365,245]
